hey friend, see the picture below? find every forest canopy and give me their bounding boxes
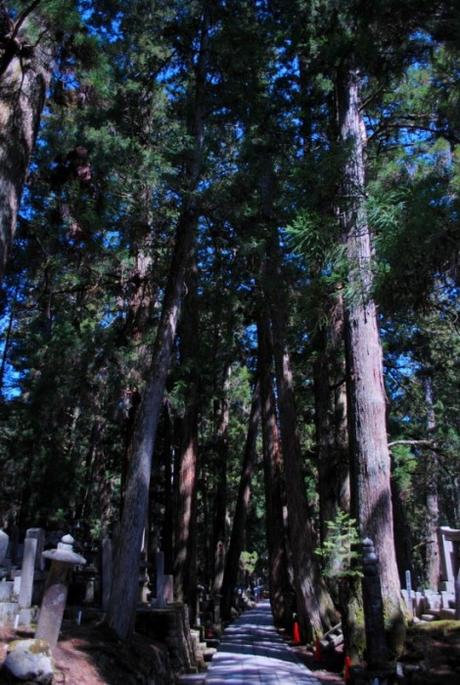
[0,0,459,646]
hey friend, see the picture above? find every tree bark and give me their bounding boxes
[212,365,230,595]
[161,402,175,575]
[258,316,293,630]
[174,391,199,602]
[337,64,404,655]
[0,6,54,278]
[423,373,440,589]
[221,382,261,620]
[313,293,350,542]
[107,10,209,638]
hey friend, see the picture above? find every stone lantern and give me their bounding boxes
[35,534,86,648]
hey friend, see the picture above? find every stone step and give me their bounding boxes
[176,675,205,685]
[420,614,437,622]
[205,638,219,648]
[204,647,217,662]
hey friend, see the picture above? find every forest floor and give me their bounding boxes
[0,622,173,684]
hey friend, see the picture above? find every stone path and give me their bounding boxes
[204,601,321,684]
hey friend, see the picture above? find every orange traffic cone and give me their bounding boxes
[292,619,301,645]
[344,655,352,682]
[313,638,322,662]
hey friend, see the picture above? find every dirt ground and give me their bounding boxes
[0,622,173,685]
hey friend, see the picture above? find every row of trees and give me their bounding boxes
[0,0,459,659]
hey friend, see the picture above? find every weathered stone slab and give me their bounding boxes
[18,537,38,609]
[0,581,14,601]
[26,528,46,571]
[101,536,112,611]
[0,602,18,625]
[0,530,9,565]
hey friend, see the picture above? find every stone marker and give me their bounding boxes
[455,567,460,620]
[35,534,86,649]
[26,528,46,571]
[18,536,38,609]
[405,569,413,618]
[13,570,21,596]
[101,536,113,611]
[164,574,174,603]
[361,538,387,669]
[153,551,166,608]
[0,529,9,565]
[438,526,460,593]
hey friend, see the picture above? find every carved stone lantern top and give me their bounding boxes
[42,534,86,566]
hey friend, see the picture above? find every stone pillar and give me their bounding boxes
[438,527,460,592]
[26,528,46,571]
[164,574,174,604]
[35,534,86,649]
[18,537,37,609]
[0,529,9,565]
[154,551,166,608]
[101,537,113,611]
[361,538,387,669]
[455,544,460,620]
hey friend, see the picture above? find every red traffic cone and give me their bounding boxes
[292,619,301,645]
[344,655,352,682]
[313,638,322,662]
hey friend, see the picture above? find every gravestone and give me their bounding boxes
[163,574,174,603]
[101,537,112,611]
[438,526,460,592]
[82,563,97,604]
[153,551,166,608]
[26,528,46,571]
[18,536,37,609]
[0,530,9,565]
[405,570,413,618]
[361,538,387,669]
[139,551,151,604]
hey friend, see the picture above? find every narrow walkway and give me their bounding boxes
[205,601,321,684]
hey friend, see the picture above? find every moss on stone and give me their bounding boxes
[8,638,51,656]
[409,620,460,636]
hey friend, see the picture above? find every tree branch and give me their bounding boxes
[11,0,41,40]
[388,439,435,448]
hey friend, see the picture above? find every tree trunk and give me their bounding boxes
[173,266,201,605]
[337,64,404,655]
[0,7,54,278]
[258,316,293,630]
[313,293,350,541]
[212,366,230,595]
[221,382,260,620]
[107,7,209,630]
[391,476,413,586]
[423,373,440,589]
[161,402,175,575]
[174,392,199,602]
[263,238,336,641]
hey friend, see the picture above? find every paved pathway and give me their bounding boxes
[204,601,321,684]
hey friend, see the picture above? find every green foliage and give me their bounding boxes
[240,550,258,574]
[315,511,363,580]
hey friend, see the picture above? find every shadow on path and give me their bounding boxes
[205,601,321,685]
